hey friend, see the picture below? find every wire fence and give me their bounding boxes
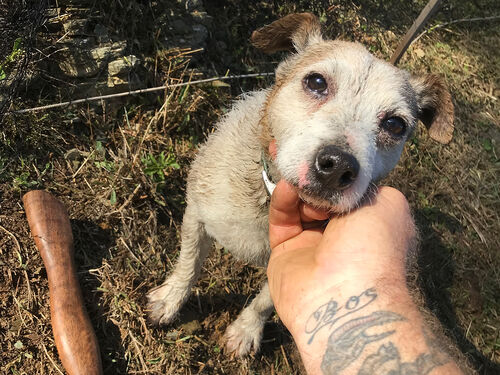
[0,0,48,124]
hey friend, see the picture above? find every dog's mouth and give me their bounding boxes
[298,182,377,213]
[262,142,376,213]
[291,144,370,211]
[294,156,369,212]
[262,167,375,213]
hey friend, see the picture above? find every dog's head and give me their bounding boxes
[253,13,454,212]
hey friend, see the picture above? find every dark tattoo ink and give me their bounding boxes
[305,287,377,344]
[357,331,451,375]
[320,311,405,374]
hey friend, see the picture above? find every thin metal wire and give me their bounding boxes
[410,15,500,47]
[8,72,275,114]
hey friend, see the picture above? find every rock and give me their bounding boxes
[58,41,127,78]
[45,8,61,18]
[190,24,208,47]
[190,11,213,27]
[91,41,127,62]
[108,55,139,76]
[67,37,95,48]
[106,74,142,93]
[63,19,89,36]
[58,51,99,78]
[107,76,129,90]
[183,0,203,11]
[45,8,63,31]
[64,7,92,16]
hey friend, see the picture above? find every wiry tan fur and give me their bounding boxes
[147,13,454,357]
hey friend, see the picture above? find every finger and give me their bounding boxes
[269,230,323,260]
[376,186,411,216]
[376,186,416,247]
[299,202,330,222]
[320,186,415,258]
[269,180,303,249]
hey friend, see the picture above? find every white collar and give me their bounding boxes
[261,152,276,196]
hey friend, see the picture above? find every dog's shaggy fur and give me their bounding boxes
[147,13,454,356]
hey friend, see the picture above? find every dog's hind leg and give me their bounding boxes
[224,281,274,356]
[147,205,211,325]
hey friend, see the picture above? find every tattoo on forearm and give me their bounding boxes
[320,311,405,374]
[305,287,377,344]
[357,327,450,375]
[305,288,452,375]
[357,340,448,375]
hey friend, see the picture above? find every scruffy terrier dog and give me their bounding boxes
[147,13,454,356]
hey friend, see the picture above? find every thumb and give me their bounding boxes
[269,180,303,249]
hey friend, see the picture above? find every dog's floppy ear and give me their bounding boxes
[410,74,454,144]
[251,13,322,54]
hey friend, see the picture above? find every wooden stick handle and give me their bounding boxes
[389,0,442,65]
[23,190,103,375]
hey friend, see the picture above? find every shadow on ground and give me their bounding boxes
[415,209,500,375]
[71,219,129,374]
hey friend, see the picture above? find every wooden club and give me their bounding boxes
[23,190,103,375]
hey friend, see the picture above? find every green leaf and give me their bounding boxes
[110,189,117,205]
[13,38,22,52]
[95,140,104,153]
[169,162,180,169]
[482,139,492,152]
[14,340,24,349]
[178,85,190,103]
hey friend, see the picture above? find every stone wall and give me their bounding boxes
[44,0,212,97]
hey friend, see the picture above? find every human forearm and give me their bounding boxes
[267,185,469,374]
[288,283,464,375]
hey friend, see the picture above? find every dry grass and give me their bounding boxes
[1,0,499,374]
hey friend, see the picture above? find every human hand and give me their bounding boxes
[266,181,467,375]
[267,180,417,336]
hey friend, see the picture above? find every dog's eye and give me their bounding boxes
[305,73,328,94]
[381,117,406,136]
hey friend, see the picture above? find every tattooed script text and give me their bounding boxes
[305,287,377,344]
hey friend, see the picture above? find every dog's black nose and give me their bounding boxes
[314,145,360,190]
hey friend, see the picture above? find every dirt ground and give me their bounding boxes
[1,1,499,374]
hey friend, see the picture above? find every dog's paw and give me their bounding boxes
[146,283,186,325]
[224,309,265,357]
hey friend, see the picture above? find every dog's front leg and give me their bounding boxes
[224,281,274,357]
[147,205,212,325]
